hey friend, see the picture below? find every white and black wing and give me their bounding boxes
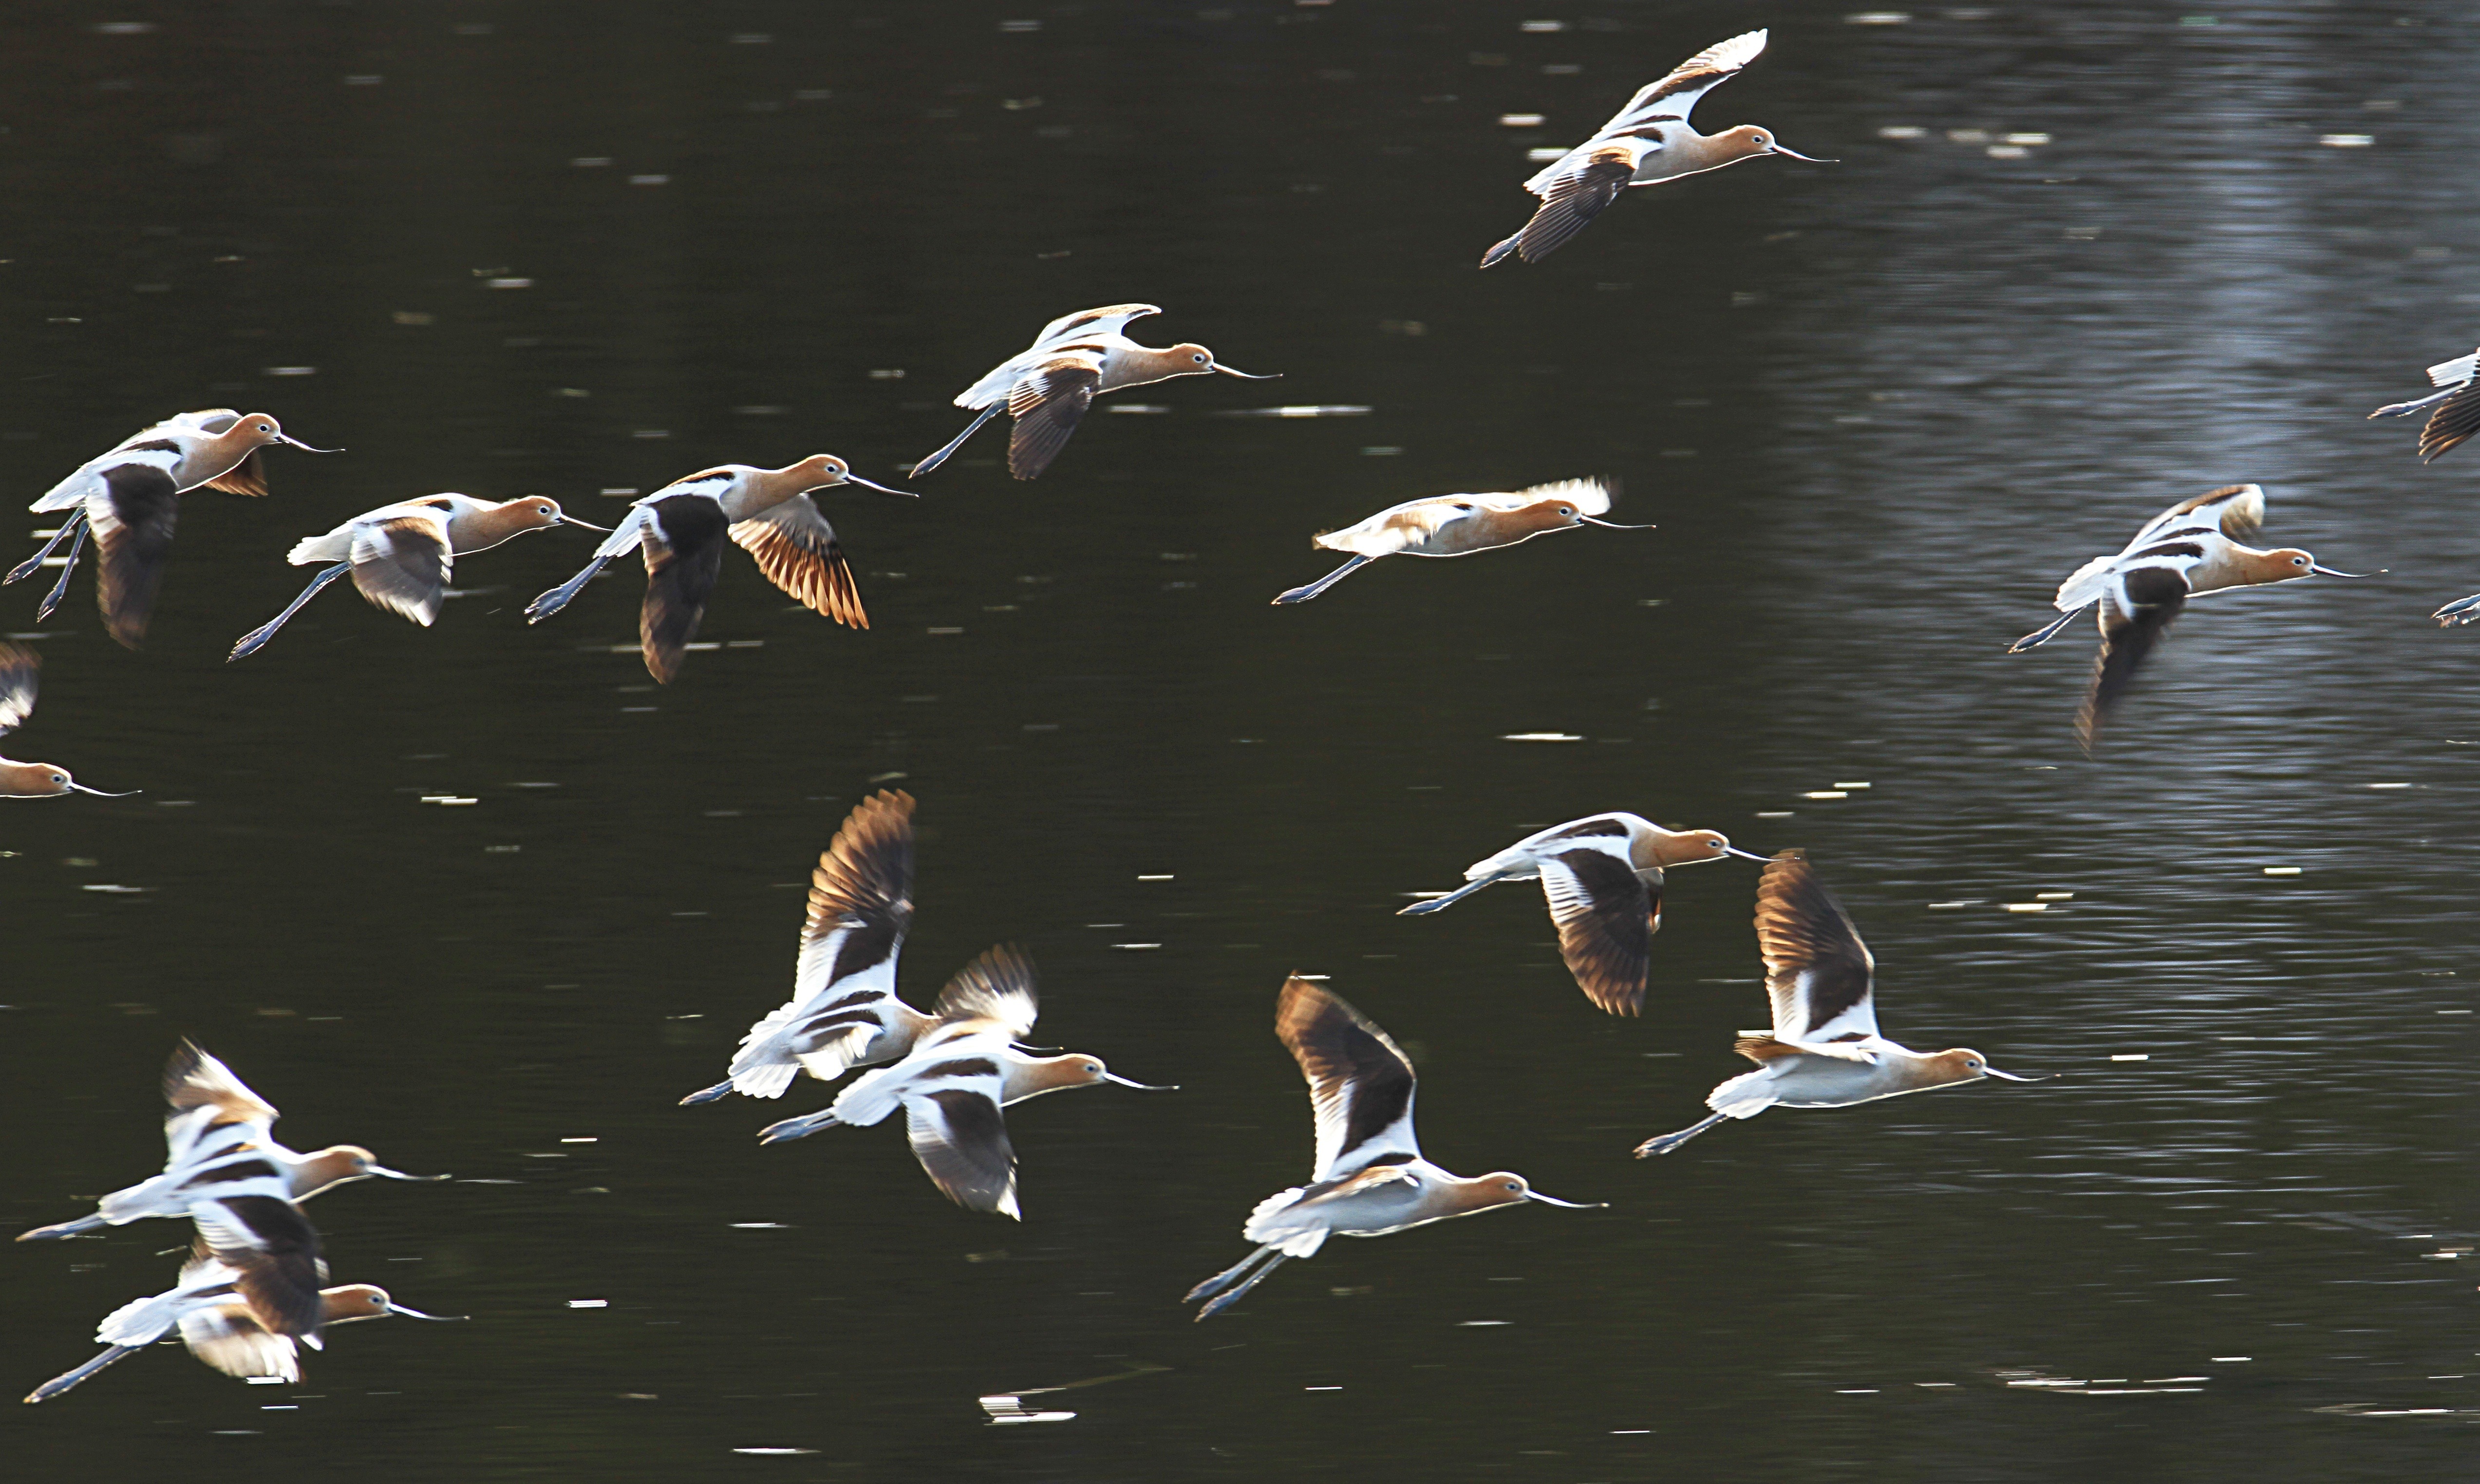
[1275,977,1421,1181]
[1754,852,1879,1047]
[1537,847,1657,1016]
[930,945,1040,1041]
[901,1057,1019,1218]
[0,640,36,737]
[2078,566,2191,751]
[1521,28,1768,193]
[723,791,918,1096]
[347,512,454,626]
[1030,302,1161,352]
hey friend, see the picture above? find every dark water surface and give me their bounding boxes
[4,1,2477,1478]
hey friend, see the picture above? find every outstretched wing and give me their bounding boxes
[1538,848,1657,1016]
[2127,483,2263,549]
[1275,977,1420,1180]
[1006,356,1103,480]
[904,1083,1019,1218]
[348,513,453,626]
[1514,149,1639,264]
[0,640,35,738]
[931,945,1039,1040]
[638,494,729,684]
[2078,566,2190,751]
[2418,383,2480,462]
[88,463,182,648]
[1522,28,1769,193]
[1477,478,1615,517]
[164,1041,282,1131]
[202,448,268,498]
[1031,302,1161,351]
[730,495,867,629]
[189,1196,326,1339]
[1755,852,1879,1044]
[724,790,918,1096]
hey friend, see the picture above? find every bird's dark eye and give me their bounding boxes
[1193,353,1207,363]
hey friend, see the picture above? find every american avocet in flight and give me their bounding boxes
[1480,29,1830,269]
[1271,478,1648,604]
[524,456,913,682]
[4,410,335,646]
[1185,977,1601,1320]
[23,1253,456,1403]
[16,1042,442,1243]
[0,642,135,799]
[1633,852,2044,1158]
[909,304,1276,481]
[679,790,928,1106]
[228,494,603,661]
[1397,813,1766,1015]
[2368,343,2480,462]
[748,946,1173,1215]
[2006,483,2365,750]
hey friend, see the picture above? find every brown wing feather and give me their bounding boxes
[2156,483,2262,542]
[91,463,181,648]
[806,790,915,982]
[0,640,36,736]
[1753,853,1876,1042]
[729,497,867,629]
[1539,849,1656,1015]
[639,495,728,684]
[348,516,451,626]
[2421,384,2480,462]
[193,1197,325,1338]
[1007,361,1100,480]
[1275,978,1417,1175]
[1518,152,1635,264]
[202,448,267,498]
[907,1089,1018,1215]
[163,1041,281,1127]
[2077,568,2189,752]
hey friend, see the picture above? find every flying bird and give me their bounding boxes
[2008,484,2364,751]
[1633,853,2045,1158]
[911,304,1275,481]
[1480,29,1829,269]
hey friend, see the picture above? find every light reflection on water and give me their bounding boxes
[2,1,2476,1479]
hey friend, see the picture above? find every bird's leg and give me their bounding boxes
[1270,554,1373,605]
[526,553,614,623]
[908,405,1001,478]
[34,520,89,621]
[1397,872,1512,917]
[1187,1247,1290,1320]
[677,1079,736,1106]
[2008,604,2089,653]
[1183,1244,1281,1304]
[226,562,352,662]
[2370,386,2461,419]
[1632,1111,1730,1158]
[23,1344,140,1404]
[1194,1252,1289,1320]
[5,509,86,585]
[754,1109,843,1145]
